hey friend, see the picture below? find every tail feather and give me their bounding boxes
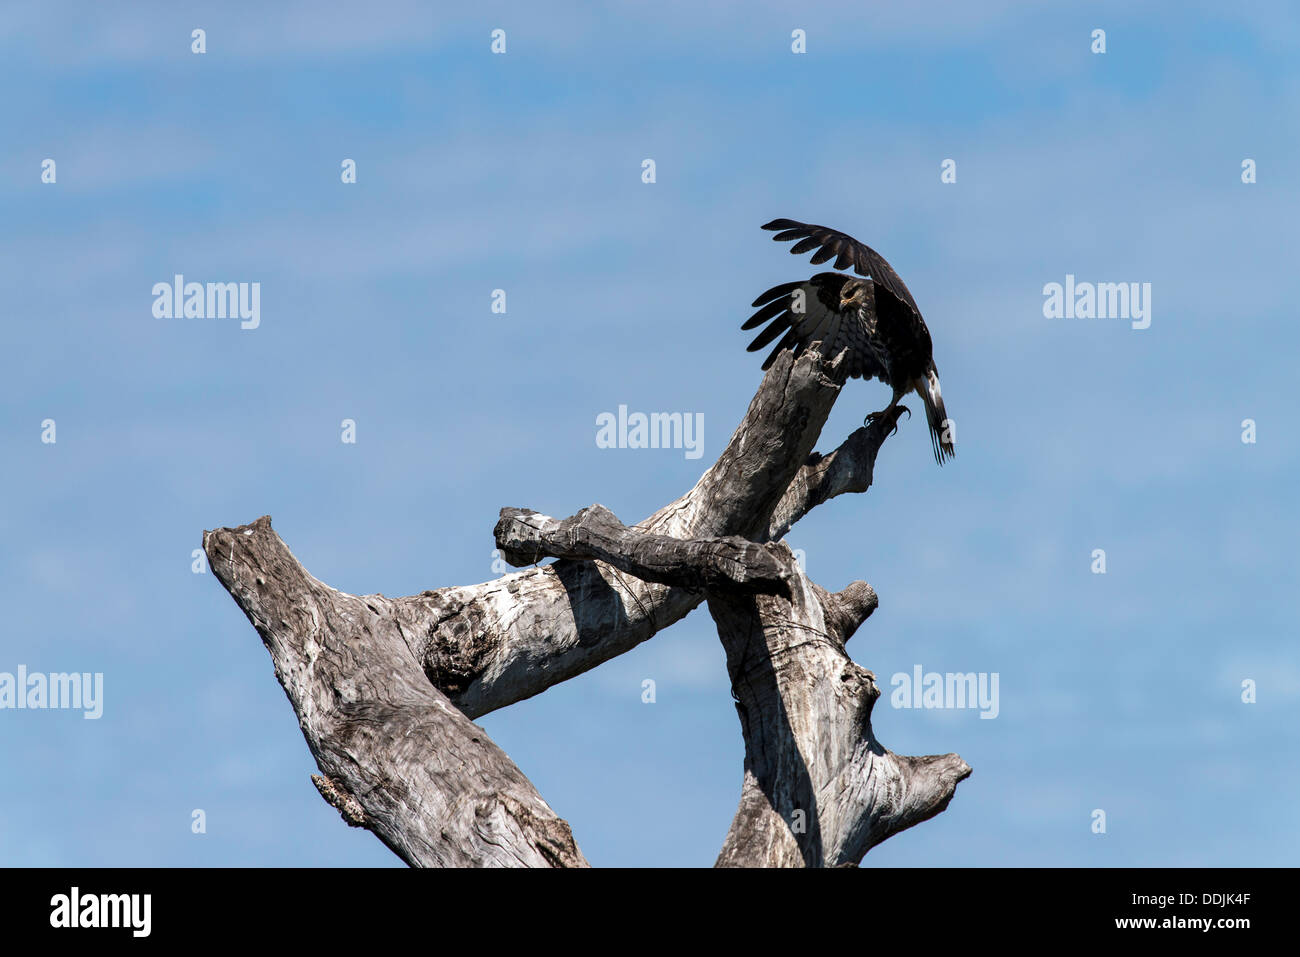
[915,366,955,465]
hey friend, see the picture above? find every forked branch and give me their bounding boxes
[203,344,967,867]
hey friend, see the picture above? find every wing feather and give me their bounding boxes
[742,276,885,381]
[819,312,844,362]
[761,326,805,370]
[750,279,804,308]
[746,312,793,351]
[761,218,921,315]
[741,298,790,330]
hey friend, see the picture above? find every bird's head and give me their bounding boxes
[839,279,869,312]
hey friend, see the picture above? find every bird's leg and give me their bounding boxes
[864,387,910,435]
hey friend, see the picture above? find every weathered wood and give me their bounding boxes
[765,405,907,543]
[482,507,972,866]
[707,544,971,867]
[202,516,588,868]
[203,339,971,867]
[414,348,871,719]
[493,504,793,597]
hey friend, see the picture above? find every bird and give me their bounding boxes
[741,218,954,464]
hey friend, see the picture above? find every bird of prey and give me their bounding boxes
[742,218,954,464]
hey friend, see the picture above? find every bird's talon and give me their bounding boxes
[868,403,909,434]
[865,404,911,435]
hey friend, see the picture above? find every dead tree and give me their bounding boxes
[203,345,971,867]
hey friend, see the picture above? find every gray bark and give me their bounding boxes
[413,349,903,719]
[202,517,587,868]
[413,348,841,718]
[203,344,968,867]
[706,548,971,866]
[493,504,793,597]
[488,508,971,866]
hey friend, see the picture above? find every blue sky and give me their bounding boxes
[2,1,1297,866]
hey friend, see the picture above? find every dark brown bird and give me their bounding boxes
[742,218,954,464]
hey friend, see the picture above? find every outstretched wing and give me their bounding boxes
[742,275,884,380]
[762,218,920,316]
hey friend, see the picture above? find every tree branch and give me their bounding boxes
[410,348,900,718]
[202,516,588,868]
[493,504,793,597]
[765,404,907,543]
[707,544,971,867]
[202,339,967,867]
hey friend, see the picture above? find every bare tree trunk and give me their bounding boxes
[203,343,970,867]
[707,554,971,867]
[204,517,587,868]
